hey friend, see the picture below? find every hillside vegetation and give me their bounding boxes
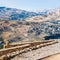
[0,19,60,49]
[0,7,60,49]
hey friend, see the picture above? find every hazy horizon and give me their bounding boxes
[0,0,60,11]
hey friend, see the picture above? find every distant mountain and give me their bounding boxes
[26,8,60,22]
[0,7,39,20]
[0,7,60,20]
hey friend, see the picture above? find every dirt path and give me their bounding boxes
[11,41,60,60]
[42,53,60,60]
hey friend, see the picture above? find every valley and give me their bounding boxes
[0,7,60,60]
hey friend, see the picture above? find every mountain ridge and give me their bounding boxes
[0,7,39,20]
[0,7,60,20]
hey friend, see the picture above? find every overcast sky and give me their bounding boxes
[0,0,60,11]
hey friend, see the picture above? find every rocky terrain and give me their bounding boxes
[0,7,60,60]
[0,19,60,49]
[11,40,60,60]
[0,8,60,48]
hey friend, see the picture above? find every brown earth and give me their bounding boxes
[42,54,60,60]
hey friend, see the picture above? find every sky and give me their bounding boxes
[0,0,60,11]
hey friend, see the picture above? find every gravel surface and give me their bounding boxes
[11,41,60,60]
